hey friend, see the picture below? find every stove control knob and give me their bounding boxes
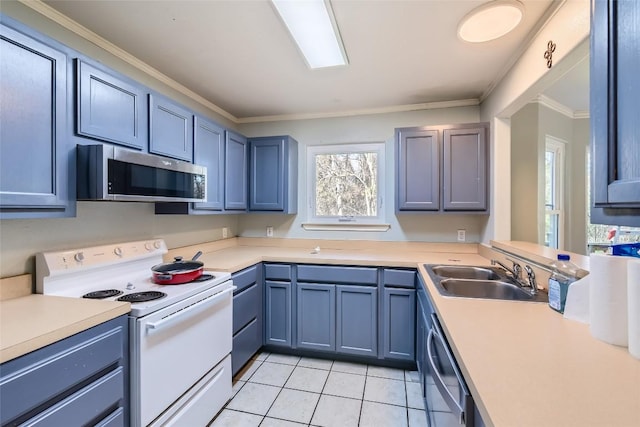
[114,247,123,257]
[144,242,153,251]
[74,252,85,262]
[153,241,162,249]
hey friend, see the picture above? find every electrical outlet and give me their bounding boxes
[457,229,466,242]
[222,227,228,239]
[266,226,274,237]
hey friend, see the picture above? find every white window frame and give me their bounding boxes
[305,142,386,229]
[545,136,565,249]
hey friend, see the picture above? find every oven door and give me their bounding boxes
[130,282,233,426]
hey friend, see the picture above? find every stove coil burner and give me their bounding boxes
[82,289,123,299]
[117,291,166,303]
[190,274,215,283]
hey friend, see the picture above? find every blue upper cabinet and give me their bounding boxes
[225,131,248,210]
[591,0,640,226]
[396,124,488,213]
[248,136,298,213]
[76,59,146,150]
[396,128,440,211]
[193,116,225,211]
[443,126,487,211]
[0,19,74,218]
[149,93,193,161]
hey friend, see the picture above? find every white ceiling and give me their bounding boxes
[43,0,556,121]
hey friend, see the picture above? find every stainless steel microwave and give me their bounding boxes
[77,145,206,203]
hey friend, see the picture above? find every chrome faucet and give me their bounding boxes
[491,259,522,281]
[524,265,538,295]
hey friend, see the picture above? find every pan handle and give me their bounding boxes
[192,251,203,261]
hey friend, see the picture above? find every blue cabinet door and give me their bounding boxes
[443,126,487,211]
[336,285,377,357]
[248,136,298,213]
[0,21,72,217]
[149,93,193,161]
[76,59,146,150]
[591,0,640,226]
[396,128,440,211]
[265,280,291,347]
[193,116,225,211]
[296,283,336,352]
[382,288,416,361]
[225,131,248,210]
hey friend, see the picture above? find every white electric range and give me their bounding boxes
[36,239,234,427]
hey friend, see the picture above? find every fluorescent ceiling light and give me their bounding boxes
[271,0,348,69]
[458,0,524,43]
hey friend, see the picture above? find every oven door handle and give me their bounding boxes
[146,286,234,332]
[427,327,465,424]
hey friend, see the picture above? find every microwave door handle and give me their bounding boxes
[427,328,466,424]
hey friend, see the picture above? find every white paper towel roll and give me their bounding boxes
[563,275,590,324]
[628,259,640,359]
[589,254,629,346]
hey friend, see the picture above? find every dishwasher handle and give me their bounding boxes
[146,286,234,332]
[426,328,465,424]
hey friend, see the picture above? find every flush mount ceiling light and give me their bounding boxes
[271,0,348,69]
[458,0,524,43]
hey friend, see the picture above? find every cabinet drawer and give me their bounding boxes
[298,265,377,285]
[24,367,124,427]
[0,317,126,425]
[233,264,259,294]
[384,269,416,288]
[264,263,292,280]
[232,318,261,376]
[95,407,125,427]
[233,282,261,335]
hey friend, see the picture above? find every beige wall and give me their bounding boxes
[238,107,489,242]
[511,104,540,243]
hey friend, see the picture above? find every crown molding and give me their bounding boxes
[573,110,590,119]
[237,99,480,124]
[19,0,239,124]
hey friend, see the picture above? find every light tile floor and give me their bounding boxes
[209,352,426,427]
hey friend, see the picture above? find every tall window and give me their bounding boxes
[307,143,385,224]
[545,137,565,249]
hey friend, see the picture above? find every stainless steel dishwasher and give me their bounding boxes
[424,312,476,426]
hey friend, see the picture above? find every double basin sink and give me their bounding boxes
[425,265,548,302]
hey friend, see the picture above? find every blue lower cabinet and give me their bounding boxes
[336,285,377,357]
[232,264,263,375]
[296,283,336,352]
[265,280,292,347]
[382,287,416,361]
[0,316,128,426]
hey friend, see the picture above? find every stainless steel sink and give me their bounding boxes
[440,279,537,301]
[424,264,548,302]
[430,265,501,280]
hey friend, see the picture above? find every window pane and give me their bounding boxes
[545,213,559,249]
[545,150,555,208]
[315,152,377,217]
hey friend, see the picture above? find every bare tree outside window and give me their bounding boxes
[314,152,377,217]
[307,143,385,224]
